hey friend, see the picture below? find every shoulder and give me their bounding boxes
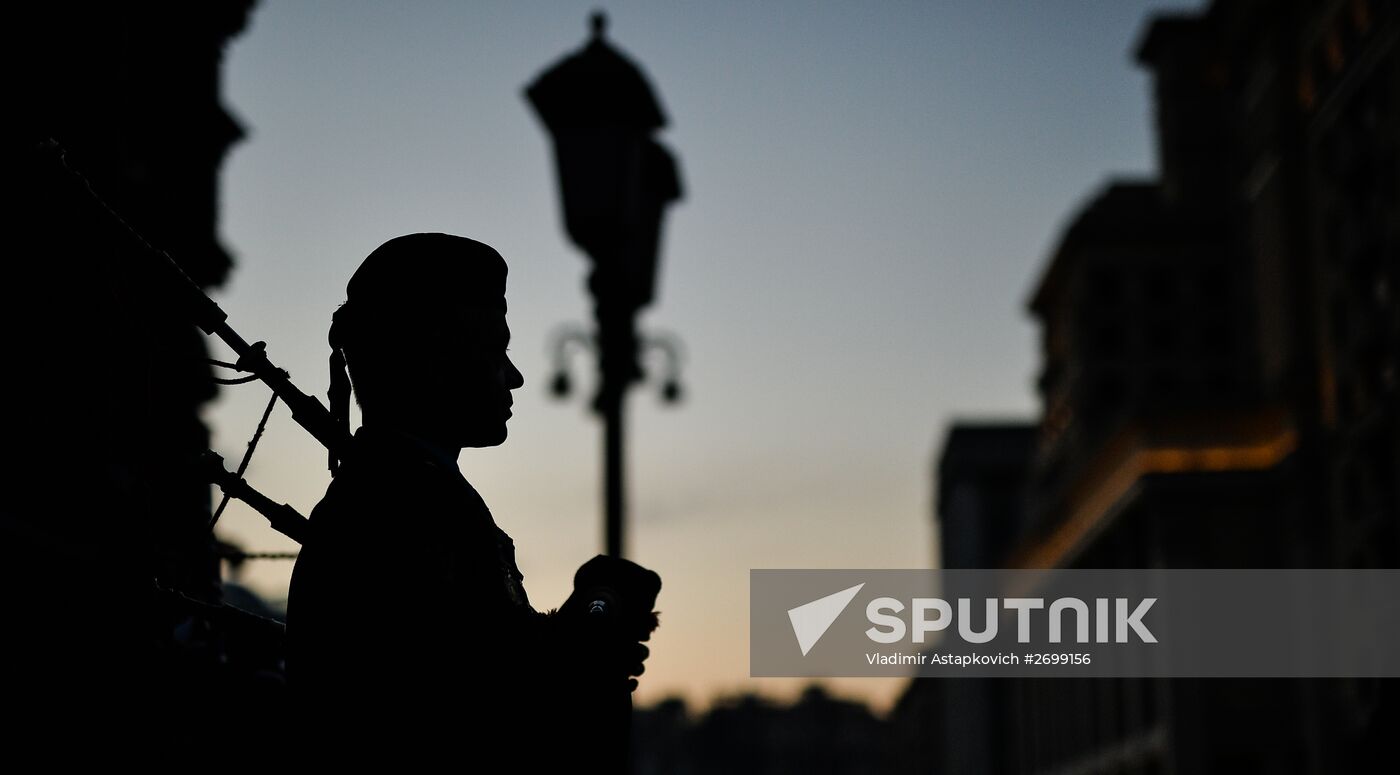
[308,432,459,532]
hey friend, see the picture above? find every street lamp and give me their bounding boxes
[526,12,684,559]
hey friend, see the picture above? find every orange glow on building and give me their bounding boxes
[1012,413,1299,570]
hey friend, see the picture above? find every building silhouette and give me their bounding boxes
[632,686,894,775]
[897,0,1397,772]
[891,423,1036,774]
[7,1,280,746]
[936,425,1038,571]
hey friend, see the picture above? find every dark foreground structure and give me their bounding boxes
[898,0,1397,773]
[6,1,282,745]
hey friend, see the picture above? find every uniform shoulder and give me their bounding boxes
[305,428,464,545]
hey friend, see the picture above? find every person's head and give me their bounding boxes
[328,233,524,450]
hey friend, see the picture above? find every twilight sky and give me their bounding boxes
[206,0,1203,715]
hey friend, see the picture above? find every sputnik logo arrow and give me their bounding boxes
[787,583,865,656]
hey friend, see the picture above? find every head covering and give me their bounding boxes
[327,233,508,474]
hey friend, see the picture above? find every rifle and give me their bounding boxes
[32,138,343,543]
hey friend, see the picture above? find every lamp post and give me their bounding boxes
[526,13,684,559]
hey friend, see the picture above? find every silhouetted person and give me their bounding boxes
[285,233,660,767]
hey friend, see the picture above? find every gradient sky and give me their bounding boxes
[207,0,1203,715]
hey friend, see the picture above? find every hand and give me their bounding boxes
[622,640,649,693]
[565,555,662,642]
[562,616,651,693]
[551,556,661,694]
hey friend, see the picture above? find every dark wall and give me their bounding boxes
[5,1,278,746]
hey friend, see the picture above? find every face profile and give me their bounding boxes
[421,308,525,448]
[328,232,521,453]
